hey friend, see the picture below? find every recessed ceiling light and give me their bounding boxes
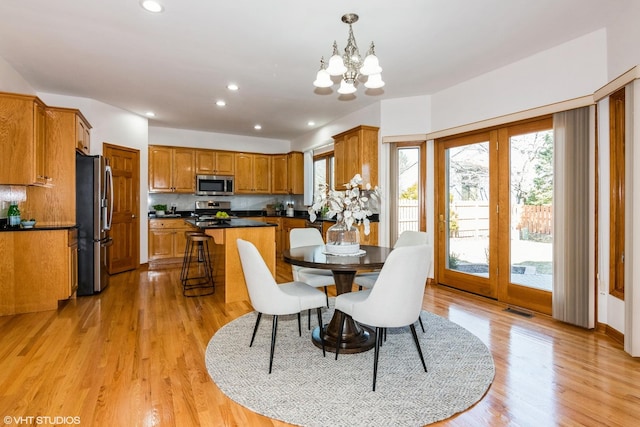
[145,111,156,117]
[254,124,262,130]
[216,100,226,107]
[227,83,239,91]
[307,121,315,126]
[140,1,164,13]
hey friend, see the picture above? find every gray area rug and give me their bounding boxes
[205,303,495,427]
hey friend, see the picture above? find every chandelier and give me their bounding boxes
[313,13,384,94]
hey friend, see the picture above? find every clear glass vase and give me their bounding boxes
[325,220,360,255]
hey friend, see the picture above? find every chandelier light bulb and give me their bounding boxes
[337,79,357,95]
[360,43,382,76]
[364,73,385,89]
[327,41,347,76]
[313,68,333,88]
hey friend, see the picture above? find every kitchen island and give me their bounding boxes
[185,218,277,303]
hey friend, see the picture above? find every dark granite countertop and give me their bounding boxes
[185,218,277,229]
[149,210,378,223]
[0,224,78,232]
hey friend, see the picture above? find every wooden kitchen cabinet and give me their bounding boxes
[333,125,379,187]
[234,153,271,194]
[25,106,91,225]
[148,218,198,266]
[271,152,304,195]
[149,146,195,193]
[76,113,91,154]
[0,92,50,186]
[282,217,307,252]
[195,149,235,175]
[0,229,77,316]
[271,154,289,194]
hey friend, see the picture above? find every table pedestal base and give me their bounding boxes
[312,322,375,354]
[311,269,376,353]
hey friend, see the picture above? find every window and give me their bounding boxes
[609,87,625,299]
[313,153,334,194]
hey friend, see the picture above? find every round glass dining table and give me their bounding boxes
[283,244,394,353]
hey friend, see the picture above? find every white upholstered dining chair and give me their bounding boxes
[354,230,429,289]
[236,239,326,373]
[334,244,432,391]
[354,230,429,332]
[289,228,335,328]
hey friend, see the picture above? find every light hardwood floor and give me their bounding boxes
[1,261,639,426]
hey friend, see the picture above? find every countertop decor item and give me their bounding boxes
[153,204,167,216]
[20,219,36,229]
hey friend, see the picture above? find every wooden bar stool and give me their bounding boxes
[181,231,215,297]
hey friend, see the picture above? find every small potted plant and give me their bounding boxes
[153,204,168,216]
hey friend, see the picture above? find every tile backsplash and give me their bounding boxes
[147,193,305,214]
[0,185,27,218]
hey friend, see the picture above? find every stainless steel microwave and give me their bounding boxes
[196,175,234,196]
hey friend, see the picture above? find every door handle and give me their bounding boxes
[132,214,137,219]
[439,214,447,231]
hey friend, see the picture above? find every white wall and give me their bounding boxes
[290,102,381,152]
[149,126,290,154]
[431,29,608,132]
[606,1,640,81]
[0,56,34,94]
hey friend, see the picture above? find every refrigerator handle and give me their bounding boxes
[104,164,114,231]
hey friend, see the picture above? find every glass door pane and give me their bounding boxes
[397,147,419,234]
[509,130,553,291]
[446,142,490,278]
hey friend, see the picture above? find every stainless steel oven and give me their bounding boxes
[196,175,234,196]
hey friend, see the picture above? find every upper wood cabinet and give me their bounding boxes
[0,92,50,186]
[75,113,91,154]
[333,125,379,188]
[271,154,288,194]
[271,152,304,195]
[235,153,271,194]
[195,149,235,175]
[25,107,90,225]
[149,146,195,193]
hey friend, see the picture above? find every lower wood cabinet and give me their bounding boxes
[148,218,198,266]
[282,218,307,253]
[0,229,78,316]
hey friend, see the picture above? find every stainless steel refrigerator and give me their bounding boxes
[76,153,113,295]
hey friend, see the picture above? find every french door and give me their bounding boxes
[435,117,553,314]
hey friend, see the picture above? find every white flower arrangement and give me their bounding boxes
[308,174,380,235]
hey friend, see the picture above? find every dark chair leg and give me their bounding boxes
[308,309,311,330]
[269,315,279,374]
[323,286,329,307]
[250,312,262,347]
[418,315,425,333]
[335,311,346,360]
[297,312,302,336]
[410,323,427,372]
[316,308,325,357]
[373,327,381,391]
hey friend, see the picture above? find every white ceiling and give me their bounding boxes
[0,0,627,140]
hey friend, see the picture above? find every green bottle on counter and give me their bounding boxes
[7,201,20,228]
